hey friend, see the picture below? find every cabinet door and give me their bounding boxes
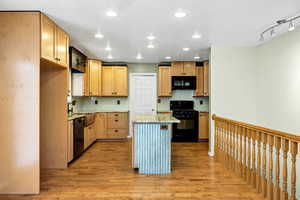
[97,60,102,96]
[171,62,184,76]
[199,112,209,140]
[84,62,90,96]
[67,120,73,162]
[107,129,128,139]
[195,67,204,96]
[203,61,209,96]
[183,62,196,76]
[158,67,171,96]
[88,60,99,96]
[55,26,69,68]
[96,113,107,139]
[102,67,114,96]
[113,67,128,96]
[41,14,56,63]
[84,127,89,150]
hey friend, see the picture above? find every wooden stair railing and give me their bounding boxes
[212,114,300,200]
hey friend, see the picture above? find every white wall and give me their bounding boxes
[256,28,300,134]
[209,46,257,154]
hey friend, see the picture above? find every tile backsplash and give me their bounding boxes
[73,90,209,113]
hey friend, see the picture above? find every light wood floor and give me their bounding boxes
[0,141,265,200]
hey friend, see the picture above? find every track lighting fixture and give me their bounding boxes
[260,13,299,41]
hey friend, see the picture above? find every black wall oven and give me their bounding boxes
[170,101,198,142]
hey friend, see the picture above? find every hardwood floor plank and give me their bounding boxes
[0,141,265,200]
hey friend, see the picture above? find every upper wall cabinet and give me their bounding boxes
[171,61,196,76]
[158,67,171,97]
[203,61,209,96]
[41,14,69,68]
[195,61,209,97]
[84,59,102,96]
[102,66,128,97]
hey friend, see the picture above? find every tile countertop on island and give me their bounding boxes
[133,114,180,124]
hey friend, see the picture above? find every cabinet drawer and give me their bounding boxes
[107,118,128,129]
[107,129,128,139]
[107,112,127,119]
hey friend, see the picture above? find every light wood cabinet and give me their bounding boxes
[171,61,196,76]
[67,120,73,163]
[183,62,196,76]
[195,61,209,97]
[95,112,129,139]
[199,112,209,140]
[195,67,204,96]
[41,14,69,68]
[158,67,171,97]
[84,123,96,150]
[84,59,102,96]
[203,61,209,96]
[102,66,128,96]
[96,113,107,139]
[114,67,128,96]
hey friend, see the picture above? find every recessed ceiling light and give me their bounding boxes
[105,45,112,51]
[147,35,156,40]
[194,56,200,59]
[136,53,143,60]
[192,33,202,39]
[174,11,186,18]
[183,48,190,51]
[165,56,171,59]
[106,10,118,17]
[147,43,154,49]
[288,21,295,32]
[95,32,104,39]
[107,54,113,59]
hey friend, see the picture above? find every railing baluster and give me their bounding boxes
[262,133,267,198]
[256,131,262,193]
[247,129,251,184]
[211,115,300,200]
[239,126,243,176]
[220,121,225,164]
[290,141,298,200]
[252,129,256,187]
[215,120,218,161]
[282,139,289,200]
[274,136,281,200]
[235,125,239,174]
[268,134,274,200]
[229,123,233,169]
[232,124,236,172]
[243,127,247,181]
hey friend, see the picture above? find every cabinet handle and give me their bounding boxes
[114,130,118,133]
[115,114,119,117]
[115,120,118,122]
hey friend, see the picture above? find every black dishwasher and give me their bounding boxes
[73,117,85,159]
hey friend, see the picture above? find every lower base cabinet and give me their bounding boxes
[67,120,74,163]
[199,112,209,140]
[96,112,128,139]
[84,123,96,150]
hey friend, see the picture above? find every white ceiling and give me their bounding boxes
[1,0,300,63]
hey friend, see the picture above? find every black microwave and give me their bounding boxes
[172,76,196,90]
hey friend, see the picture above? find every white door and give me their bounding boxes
[129,73,157,136]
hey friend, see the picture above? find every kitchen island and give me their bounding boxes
[132,114,179,174]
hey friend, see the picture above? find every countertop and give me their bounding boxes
[68,114,86,121]
[133,114,180,124]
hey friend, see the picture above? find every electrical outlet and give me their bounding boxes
[157,99,161,103]
[117,100,120,105]
[200,100,203,105]
[95,100,98,104]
